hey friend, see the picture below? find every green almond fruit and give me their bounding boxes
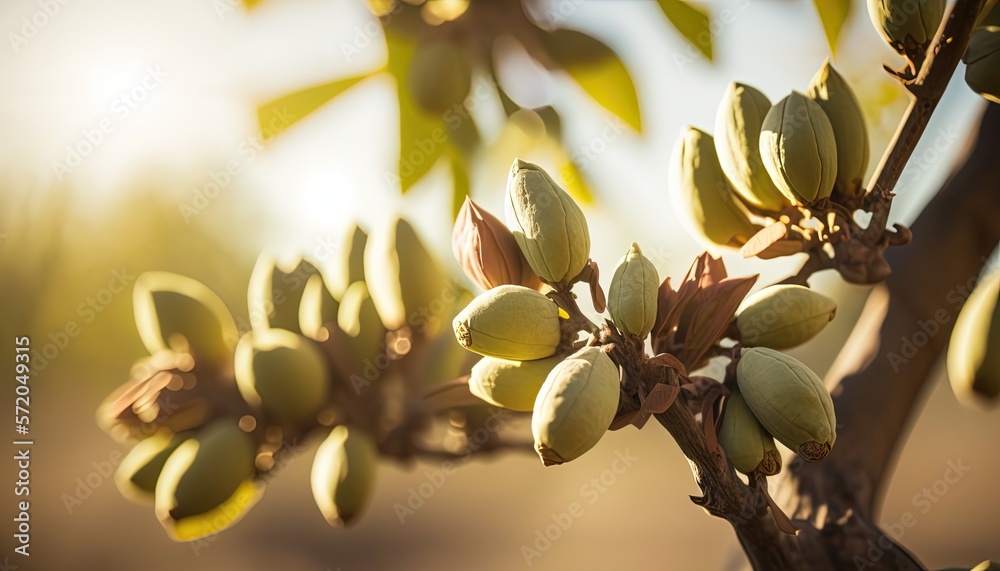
[964,27,1000,104]
[154,419,260,541]
[736,285,837,349]
[247,253,320,334]
[670,126,761,248]
[806,60,870,197]
[234,329,330,424]
[133,271,238,372]
[469,354,565,411]
[299,273,341,342]
[532,346,620,466]
[311,425,379,527]
[867,0,945,54]
[736,347,836,462]
[115,431,190,503]
[718,392,782,476]
[714,82,791,212]
[947,271,1000,408]
[453,285,562,361]
[607,242,659,339]
[504,159,591,285]
[760,92,839,205]
[407,38,472,115]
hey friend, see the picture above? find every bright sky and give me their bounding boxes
[0,0,987,292]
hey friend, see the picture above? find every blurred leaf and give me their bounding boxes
[448,147,470,220]
[558,155,595,205]
[496,83,521,117]
[812,0,851,55]
[978,0,1000,26]
[538,29,642,132]
[386,27,448,192]
[536,106,562,139]
[257,75,370,141]
[656,0,713,61]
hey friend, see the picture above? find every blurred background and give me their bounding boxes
[1,0,997,569]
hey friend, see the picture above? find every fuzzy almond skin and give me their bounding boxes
[453,285,561,361]
[736,285,837,349]
[670,126,760,249]
[806,61,870,197]
[504,159,591,284]
[867,0,945,52]
[469,355,565,411]
[532,347,620,466]
[608,242,659,339]
[948,271,1000,408]
[718,392,782,476]
[759,92,839,205]
[714,82,791,212]
[736,347,836,462]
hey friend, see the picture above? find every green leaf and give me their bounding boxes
[537,29,642,132]
[447,148,470,220]
[257,75,370,141]
[558,157,595,206]
[812,0,851,55]
[656,0,713,61]
[385,27,447,192]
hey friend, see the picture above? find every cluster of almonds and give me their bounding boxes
[99,219,481,541]
[451,160,840,479]
[670,58,870,260]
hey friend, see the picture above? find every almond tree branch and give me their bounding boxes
[790,0,986,285]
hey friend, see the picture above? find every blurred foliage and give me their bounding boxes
[813,0,852,55]
[247,0,718,217]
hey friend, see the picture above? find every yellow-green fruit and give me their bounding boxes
[234,329,330,424]
[407,39,472,115]
[133,272,238,372]
[247,253,320,334]
[365,217,449,332]
[670,126,760,248]
[154,419,259,541]
[714,82,791,211]
[299,273,341,342]
[608,242,659,339]
[964,27,1000,104]
[736,285,837,349]
[972,561,1000,571]
[947,272,1000,407]
[337,281,388,369]
[115,431,190,503]
[453,285,561,361]
[330,224,368,299]
[760,92,839,205]
[806,60,870,197]
[736,347,836,462]
[868,0,945,54]
[469,355,565,411]
[504,159,591,284]
[532,346,620,466]
[311,425,378,527]
[718,392,782,476]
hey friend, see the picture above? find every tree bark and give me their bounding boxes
[742,103,1000,570]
